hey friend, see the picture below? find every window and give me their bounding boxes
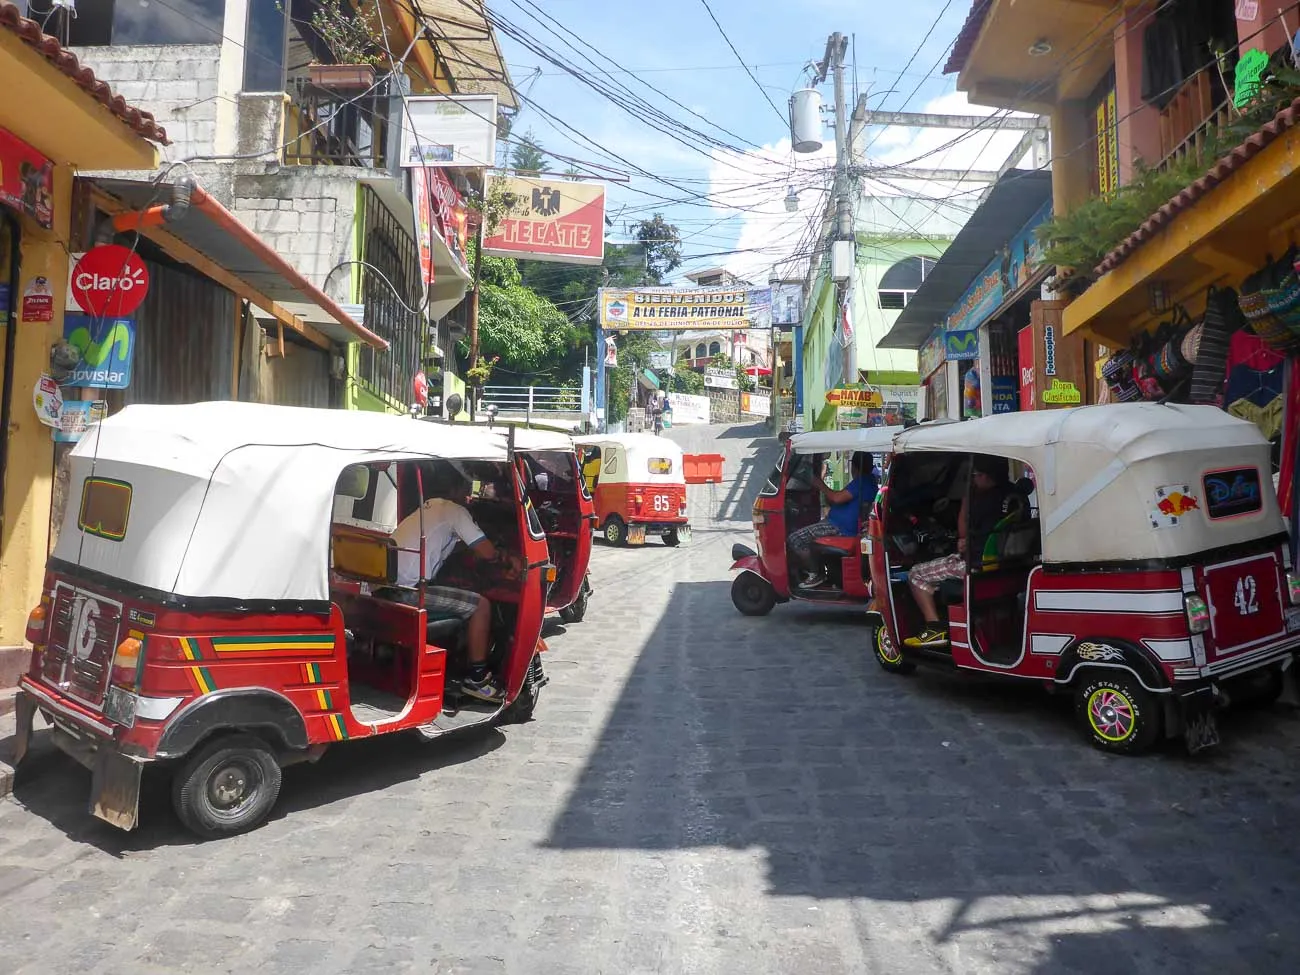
[695,343,706,359]
[878,290,914,310]
[877,256,934,310]
[708,341,721,356]
[358,187,422,406]
[1202,468,1263,520]
[50,0,227,46]
[78,478,132,541]
[648,457,673,475]
[243,0,288,92]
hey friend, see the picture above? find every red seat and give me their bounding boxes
[811,534,859,555]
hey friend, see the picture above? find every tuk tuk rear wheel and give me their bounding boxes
[603,515,627,546]
[731,574,776,616]
[868,620,915,675]
[663,527,682,547]
[1075,673,1161,755]
[173,734,282,838]
[559,586,589,623]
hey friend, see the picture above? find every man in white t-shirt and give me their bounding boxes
[389,467,520,702]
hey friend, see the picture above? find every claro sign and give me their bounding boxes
[68,245,150,318]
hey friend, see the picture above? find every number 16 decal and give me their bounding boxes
[1234,575,1259,616]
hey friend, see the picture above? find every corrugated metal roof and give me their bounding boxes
[0,1,168,143]
[1094,95,1300,276]
[417,0,517,112]
[944,0,992,76]
[879,169,1053,349]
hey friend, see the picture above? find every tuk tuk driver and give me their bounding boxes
[905,454,1011,648]
[788,452,878,587]
[391,464,523,703]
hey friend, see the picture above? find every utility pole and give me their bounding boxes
[813,33,852,242]
[467,224,484,422]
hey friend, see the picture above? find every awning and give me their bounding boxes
[89,177,387,350]
[414,0,517,111]
[639,369,661,390]
[426,229,473,321]
[880,169,1053,349]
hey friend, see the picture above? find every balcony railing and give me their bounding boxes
[283,78,395,169]
[480,386,584,417]
[1157,67,1233,172]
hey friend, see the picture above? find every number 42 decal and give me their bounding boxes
[1234,575,1259,616]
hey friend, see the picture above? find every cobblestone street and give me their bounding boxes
[2,424,1300,973]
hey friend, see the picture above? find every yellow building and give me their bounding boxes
[0,5,162,682]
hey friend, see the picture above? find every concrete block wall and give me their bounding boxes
[68,45,222,162]
[707,388,741,424]
[232,169,357,302]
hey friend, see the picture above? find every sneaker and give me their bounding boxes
[904,627,949,648]
[461,671,505,703]
[797,570,825,588]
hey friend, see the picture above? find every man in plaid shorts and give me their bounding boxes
[905,455,1011,648]
[787,452,877,588]
[389,466,522,702]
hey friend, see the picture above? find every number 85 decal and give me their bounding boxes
[652,495,670,512]
[1234,575,1259,616]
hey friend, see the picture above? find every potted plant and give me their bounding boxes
[308,0,387,90]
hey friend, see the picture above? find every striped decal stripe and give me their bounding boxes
[328,713,348,740]
[191,666,216,695]
[213,635,336,655]
[178,637,202,661]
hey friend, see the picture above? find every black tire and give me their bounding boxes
[172,733,282,838]
[663,527,681,547]
[500,655,544,725]
[1074,672,1162,755]
[603,515,627,546]
[559,585,589,623]
[1230,665,1285,709]
[731,573,776,616]
[868,619,915,674]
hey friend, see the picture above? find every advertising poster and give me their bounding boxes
[1018,324,1036,411]
[400,95,497,169]
[54,399,107,443]
[666,392,710,424]
[770,283,803,327]
[62,315,135,389]
[0,127,53,229]
[483,176,605,265]
[599,287,772,330]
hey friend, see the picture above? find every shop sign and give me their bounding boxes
[990,376,1018,414]
[399,94,497,169]
[62,315,135,389]
[598,287,772,330]
[1042,378,1082,404]
[70,246,150,318]
[33,374,61,427]
[648,351,672,370]
[667,392,710,424]
[483,175,605,266]
[771,283,803,326]
[54,399,107,444]
[826,386,883,408]
[918,327,946,380]
[1003,201,1052,295]
[946,259,1004,334]
[603,335,617,367]
[944,329,980,361]
[741,391,770,416]
[1018,325,1036,411]
[0,128,53,229]
[412,167,435,287]
[1043,323,1058,376]
[704,367,737,390]
[21,276,53,322]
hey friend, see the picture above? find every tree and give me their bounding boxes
[466,249,581,380]
[510,130,548,174]
[635,214,683,283]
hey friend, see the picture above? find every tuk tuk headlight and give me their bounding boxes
[1184,594,1210,634]
[1287,572,1300,605]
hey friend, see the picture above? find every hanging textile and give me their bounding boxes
[1223,331,1286,449]
[1279,359,1299,520]
[1188,286,1240,404]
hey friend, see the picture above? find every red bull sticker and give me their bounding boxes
[1150,484,1199,528]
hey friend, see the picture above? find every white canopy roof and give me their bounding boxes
[791,426,904,456]
[500,427,574,452]
[53,402,507,604]
[574,433,684,483]
[892,404,1284,564]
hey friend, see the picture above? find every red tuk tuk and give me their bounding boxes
[865,404,1300,754]
[729,426,900,615]
[13,402,553,836]
[575,433,690,546]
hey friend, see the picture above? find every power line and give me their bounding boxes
[697,0,789,124]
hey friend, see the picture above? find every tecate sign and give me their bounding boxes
[69,245,150,318]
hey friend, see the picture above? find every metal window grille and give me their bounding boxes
[358,185,422,405]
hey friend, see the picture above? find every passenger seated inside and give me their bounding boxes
[787,452,878,588]
[388,464,522,702]
[904,454,1012,648]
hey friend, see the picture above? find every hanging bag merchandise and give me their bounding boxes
[1188,286,1242,405]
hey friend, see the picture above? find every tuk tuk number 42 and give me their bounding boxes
[13,403,571,837]
[863,404,1300,755]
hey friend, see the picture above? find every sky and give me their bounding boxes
[488,0,1035,284]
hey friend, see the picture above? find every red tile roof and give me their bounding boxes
[944,0,992,76]
[1093,95,1300,277]
[0,1,168,144]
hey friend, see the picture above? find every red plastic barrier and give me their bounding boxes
[683,453,724,484]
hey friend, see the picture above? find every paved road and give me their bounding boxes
[3,421,1300,973]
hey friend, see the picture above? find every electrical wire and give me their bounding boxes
[696,0,789,124]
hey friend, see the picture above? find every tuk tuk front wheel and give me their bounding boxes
[1074,673,1161,755]
[868,620,915,675]
[559,586,589,623]
[731,573,776,616]
[603,515,627,546]
[500,655,545,724]
[172,734,282,838]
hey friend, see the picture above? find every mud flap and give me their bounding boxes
[1180,687,1221,755]
[90,750,143,831]
[11,692,35,766]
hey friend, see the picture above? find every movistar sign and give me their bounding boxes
[944,329,980,361]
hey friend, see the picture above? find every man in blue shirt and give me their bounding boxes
[787,452,878,588]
